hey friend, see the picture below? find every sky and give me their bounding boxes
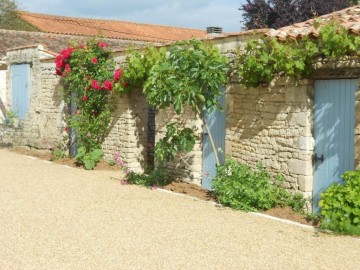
[17,0,247,33]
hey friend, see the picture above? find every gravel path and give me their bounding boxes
[1,149,360,270]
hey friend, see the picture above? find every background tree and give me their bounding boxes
[240,0,355,30]
[0,0,38,31]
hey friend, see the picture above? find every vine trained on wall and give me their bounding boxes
[126,39,229,165]
[235,22,360,88]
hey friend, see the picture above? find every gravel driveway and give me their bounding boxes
[1,149,359,270]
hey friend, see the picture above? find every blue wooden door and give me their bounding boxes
[202,87,226,190]
[11,64,30,120]
[313,79,356,212]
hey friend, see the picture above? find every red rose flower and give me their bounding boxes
[82,96,88,101]
[61,47,74,59]
[91,58,98,64]
[55,55,64,68]
[114,68,122,82]
[55,68,62,76]
[104,80,113,91]
[64,64,71,73]
[122,82,128,88]
[98,42,109,48]
[91,80,102,90]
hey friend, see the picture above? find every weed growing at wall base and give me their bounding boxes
[211,159,306,212]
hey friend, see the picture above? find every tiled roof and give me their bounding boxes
[18,11,207,42]
[0,29,148,58]
[267,5,360,41]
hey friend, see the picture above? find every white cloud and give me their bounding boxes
[18,0,245,32]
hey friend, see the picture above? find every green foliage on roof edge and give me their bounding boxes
[234,22,360,89]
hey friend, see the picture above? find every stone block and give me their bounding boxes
[285,86,308,102]
[262,93,285,102]
[288,112,309,127]
[298,136,314,151]
[298,175,313,192]
[276,137,294,147]
[288,159,313,176]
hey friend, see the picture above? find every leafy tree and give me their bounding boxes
[0,0,38,31]
[240,0,354,30]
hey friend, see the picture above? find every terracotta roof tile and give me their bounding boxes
[18,11,207,42]
[266,5,360,41]
[0,29,148,58]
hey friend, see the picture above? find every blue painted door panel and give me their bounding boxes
[313,79,356,212]
[11,64,30,120]
[202,87,226,190]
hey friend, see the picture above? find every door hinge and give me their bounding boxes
[312,153,324,166]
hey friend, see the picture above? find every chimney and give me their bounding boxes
[206,26,223,36]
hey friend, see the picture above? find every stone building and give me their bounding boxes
[154,6,360,212]
[0,6,359,212]
[0,12,206,170]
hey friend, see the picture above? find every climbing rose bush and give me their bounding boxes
[55,39,128,153]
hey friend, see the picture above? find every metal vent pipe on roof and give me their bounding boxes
[206,27,223,35]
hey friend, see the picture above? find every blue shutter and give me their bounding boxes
[313,79,356,212]
[11,64,30,120]
[202,87,226,190]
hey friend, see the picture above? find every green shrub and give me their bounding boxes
[126,167,171,187]
[50,147,67,161]
[75,146,103,170]
[211,159,305,212]
[319,170,360,236]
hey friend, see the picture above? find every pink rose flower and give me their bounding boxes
[114,68,122,82]
[82,96,88,101]
[91,80,102,90]
[104,80,113,91]
[91,58,98,64]
[98,42,109,48]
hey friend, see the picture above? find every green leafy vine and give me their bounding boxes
[126,40,229,165]
[235,22,360,88]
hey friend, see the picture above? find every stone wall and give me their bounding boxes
[102,89,149,172]
[226,78,314,197]
[3,47,150,174]
[5,47,65,149]
[0,125,22,147]
[20,62,65,148]
[0,70,6,122]
[155,106,203,185]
